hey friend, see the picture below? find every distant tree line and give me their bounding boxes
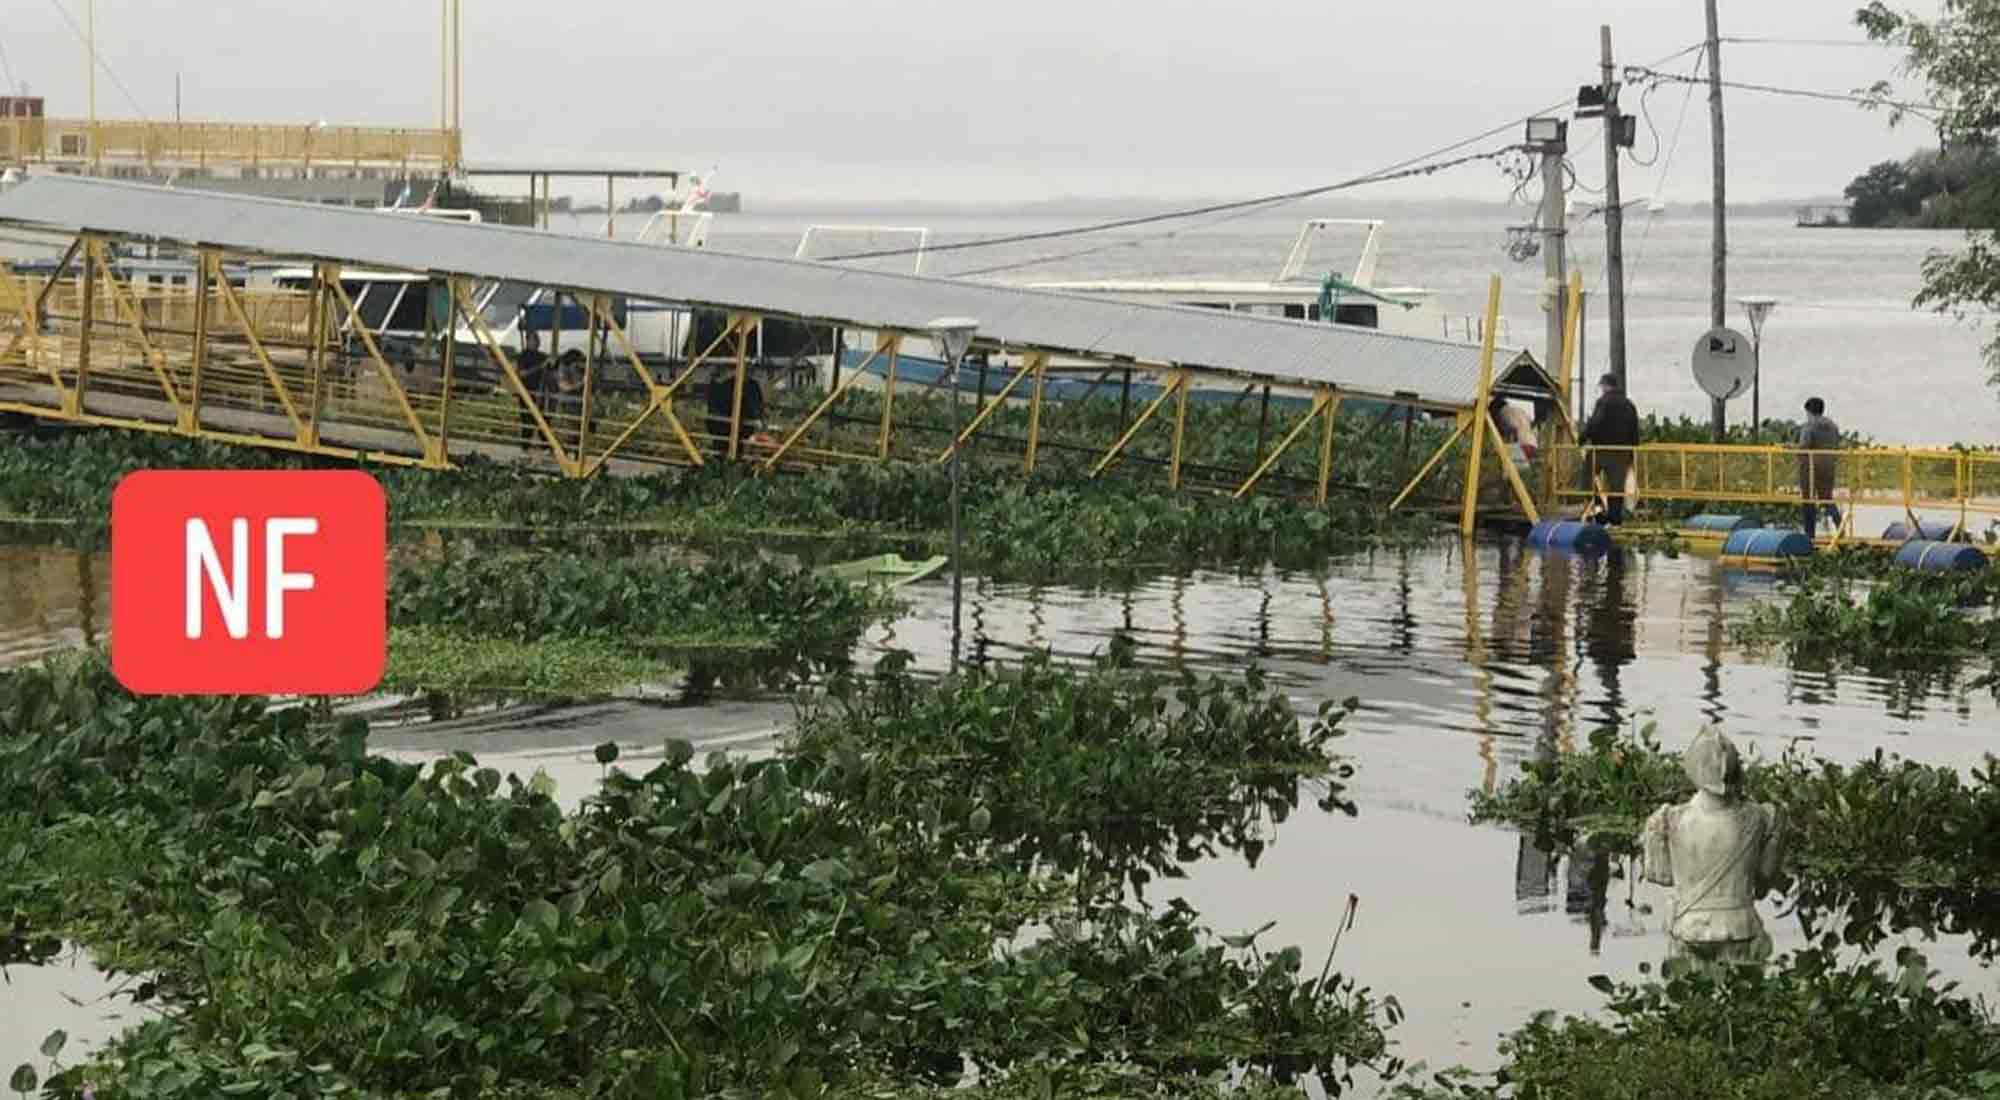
[1841,141,2000,228]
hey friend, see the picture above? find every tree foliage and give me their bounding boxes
[1858,0,2000,393]
[1842,145,2000,227]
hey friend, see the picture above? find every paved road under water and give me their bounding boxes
[5,539,1997,1090]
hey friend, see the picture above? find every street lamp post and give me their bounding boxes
[928,317,979,674]
[1740,296,1778,440]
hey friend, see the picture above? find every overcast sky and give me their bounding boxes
[2,0,1940,203]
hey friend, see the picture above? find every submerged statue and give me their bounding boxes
[1641,728,1783,962]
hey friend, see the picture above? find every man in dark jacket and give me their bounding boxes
[513,333,551,446]
[1796,396,1842,537]
[1581,373,1640,525]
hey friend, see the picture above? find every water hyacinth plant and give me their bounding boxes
[0,647,1397,1098]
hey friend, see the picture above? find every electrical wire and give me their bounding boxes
[0,35,19,96]
[941,145,1524,280]
[1623,50,1705,292]
[1720,35,1898,49]
[1625,78,1667,169]
[828,43,1710,267]
[43,0,150,120]
[1625,65,1944,122]
[828,141,1536,265]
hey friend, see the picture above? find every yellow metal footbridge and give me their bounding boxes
[0,175,1992,540]
[0,175,1565,511]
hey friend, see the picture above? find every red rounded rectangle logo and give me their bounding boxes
[111,470,386,696]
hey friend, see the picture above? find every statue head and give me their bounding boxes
[1683,727,1742,799]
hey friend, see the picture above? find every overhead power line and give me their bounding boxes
[829,143,1530,266]
[1624,66,1944,122]
[43,0,150,120]
[1720,36,1898,49]
[0,35,19,95]
[941,145,1525,280]
[830,42,1710,267]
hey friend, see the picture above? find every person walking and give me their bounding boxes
[1580,373,1640,525]
[512,333,551,446]
[1796,396,1843,538]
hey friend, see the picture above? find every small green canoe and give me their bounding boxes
[818,553,949,588]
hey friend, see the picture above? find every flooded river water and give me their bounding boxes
[5,537,1998,1090]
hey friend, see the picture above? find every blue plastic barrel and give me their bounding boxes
[1681,514,1755,535]
[1721,528,1814,560]
[1528,520,1613,555]
[1883,519,1958,543]
[1894,540,1988,573]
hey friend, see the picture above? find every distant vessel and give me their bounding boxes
[1020,219,1445,339]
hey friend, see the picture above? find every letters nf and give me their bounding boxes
[112,470,386,695]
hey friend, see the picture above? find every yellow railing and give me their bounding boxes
[1549,442,2000,528]
[2,118,460,170]
[33,283,320,347]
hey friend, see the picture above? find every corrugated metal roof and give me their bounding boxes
[0,175,1542,407]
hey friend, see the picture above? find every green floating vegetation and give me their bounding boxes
[1471,725,2000,956]
[383,553,894,706]
[1734,546,2000,692]
[789,643,1360,897]
[0,413,1440,582]
[0,648,1395,1099]
[1394,948,2000,1100]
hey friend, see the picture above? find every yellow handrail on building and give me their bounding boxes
[2,118,461,172]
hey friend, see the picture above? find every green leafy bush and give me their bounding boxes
[1396,948,2000,1099]
[0,647,1394,1098]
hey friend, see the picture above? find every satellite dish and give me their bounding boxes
[1692,327,1754,402]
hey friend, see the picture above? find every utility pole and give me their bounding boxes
[1537,125,1568,387]
[86,0,97,171]
[1600,26,1629,391]
[1705,0,1728,441]
[453,0,463,140]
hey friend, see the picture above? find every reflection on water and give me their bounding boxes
[5,537,1997,1084]
[0,546,105,666]
[0,943,153,1075]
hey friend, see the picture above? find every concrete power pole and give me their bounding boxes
[1600,26,1629,391]
[1541,135,1568,388]
[1705,0,1728,441]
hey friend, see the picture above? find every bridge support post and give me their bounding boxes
[188,250,213,433]
[1460,275,1503,538]
[579,295,602,461]
[1023,355,1047,474]
[307,264,337,449]
[1168,371,1192,490]
[70,237,99,418]
[431,278,458,465]
[878,337,900,461]
[1317,389,1343,506]
[727,313,752,461]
